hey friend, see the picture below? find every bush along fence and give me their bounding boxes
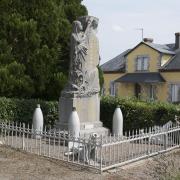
[0,121,180,173]
[100,96,180,132]
[0,96,180,132]
[0,97,58,128]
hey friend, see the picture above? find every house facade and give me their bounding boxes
[101,33,180,103]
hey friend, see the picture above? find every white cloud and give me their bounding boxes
[112,25,124,32]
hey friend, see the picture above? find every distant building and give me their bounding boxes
[101,33,180,103]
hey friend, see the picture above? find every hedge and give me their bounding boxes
[0,96,180,131]
[100,96,180,132]
[0,97,58,128]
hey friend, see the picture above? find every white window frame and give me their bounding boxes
[136,56,149,71]
[110,81,116,96]
[171,84,180,103]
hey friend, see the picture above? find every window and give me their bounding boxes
[135,83,141,98]
[110,81,115,96]
[149,85,156,100]
[171,84,180,102]
[136,56,149,71]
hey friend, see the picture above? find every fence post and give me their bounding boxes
[0,122,2,143]
[22,123,25,150]
[4,122,7,143]
[100,135,103,173]
[48,126,51,157]
[164,132,168,150]
[148,134,151,155]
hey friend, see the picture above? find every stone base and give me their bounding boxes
[56,121,109,137]
[80,126,109,137]
[56,121,102,130]
[57,93,100,130]
[55,93,109,137]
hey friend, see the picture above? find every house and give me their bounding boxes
[100,33,180,103]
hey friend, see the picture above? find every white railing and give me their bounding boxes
[0,121,180,172]
[0,122,103,171]
[100,124,180,171]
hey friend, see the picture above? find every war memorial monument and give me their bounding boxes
[56,16,108,136]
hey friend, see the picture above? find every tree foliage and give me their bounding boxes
[0,0,87,100]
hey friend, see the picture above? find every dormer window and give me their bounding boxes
[136,56,149,71]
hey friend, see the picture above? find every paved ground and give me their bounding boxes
[0,145,179,180]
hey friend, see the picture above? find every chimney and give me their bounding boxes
[143,38,153,43]
[175,32,180,49]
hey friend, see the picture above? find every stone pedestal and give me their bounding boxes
[56,93,108,136]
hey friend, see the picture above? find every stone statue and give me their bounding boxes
[64,16,100,97]
[57,16,108,137]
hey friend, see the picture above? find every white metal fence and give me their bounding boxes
[0,121,180,172]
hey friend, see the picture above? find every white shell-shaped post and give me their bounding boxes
[113,106,123,136]
[68,107,80,138]
[32,104,44,138]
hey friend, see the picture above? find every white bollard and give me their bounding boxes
[113,106,123,136]
[68,107,80,138]
[32,104,44,138]
[68,107,80,150]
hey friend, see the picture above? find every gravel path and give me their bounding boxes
[0,145,179,180]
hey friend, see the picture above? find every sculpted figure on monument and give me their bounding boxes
[66,16,100,96]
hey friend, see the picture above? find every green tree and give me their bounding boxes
[0,0,87,100]
[0,61,34,97]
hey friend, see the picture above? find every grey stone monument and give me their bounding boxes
[56,16,108,136]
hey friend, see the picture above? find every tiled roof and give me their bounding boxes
[166,43,176,49]
[101,41,180,72]
[100,49,130,72]
[145,42,175,55]
[161,49,180,71]
[115,72,166,83]
[125,42,176,56]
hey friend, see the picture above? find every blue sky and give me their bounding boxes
[82,0,180,64]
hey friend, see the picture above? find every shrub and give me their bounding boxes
[0,96,180,132]
[100,96,180,132]
[0,97,58,128]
